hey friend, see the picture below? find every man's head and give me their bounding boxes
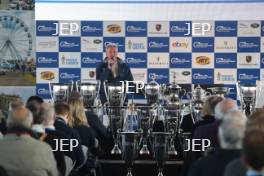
[214,98,238,120]
[54,102,70,118]
[26,96,44,105]
[40,102,55,126]
[10,97,24,110]
[218,110,247,149]
[26,101,42,125]
[106,43,118,64]
[242,129,264,172]
[7,107,33,129]
[201,96,224,116]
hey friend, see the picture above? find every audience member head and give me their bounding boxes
[40,102,55,127]
[218,110,247,149]
[68,93,88,126]
[201,96,224,117]
[26,101,42,124]
[214,98,238,120]
[54,102,71,126]
[247,109,264,130]
[242,129,264,172]
[7,107,33,129]
[9,97,24,110]
[26,96,44,106]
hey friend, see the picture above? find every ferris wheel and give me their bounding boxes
[0,15,33,62]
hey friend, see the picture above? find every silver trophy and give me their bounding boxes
[104,82,126,107]
[144,78,161,105]
[188,85,211,123]
[49,82,74,103]
[164,108,183,157]
[120,131,139,176]
[163,73,186,108]
[138,109,151,157]
[255,80,264,110]
[207,86,232,97]
[237,83,256,116]
[104,81,127,155]
[76,80,101,108]
[152,132,170,176]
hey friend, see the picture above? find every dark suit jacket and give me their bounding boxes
[74,125,96,149]
[193,115,215,132]
[85,111,107,140]
[224,158,247,176]
[180,115,216,176]
[54,117,85,168]
[193,120,221,148]
[188,149,241,176]
[96,59,133,104]
[45,128,77,163]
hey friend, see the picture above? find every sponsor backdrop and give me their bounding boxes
[36,20,264,100]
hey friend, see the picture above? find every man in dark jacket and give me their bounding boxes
[54,102,85,169]
[96,43,133,104]
[188,111,247,176]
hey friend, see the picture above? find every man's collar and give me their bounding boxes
[32,124,45,133]
[44,125,56,131]
[56,115,67,123]
[247,169,264,176]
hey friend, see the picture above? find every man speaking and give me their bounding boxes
[96,43,133,104]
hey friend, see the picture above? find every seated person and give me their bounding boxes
[0,107,58,176]
[68,92,96,151]
[38,103,67,176]
[54,102,85,169]
[188,110,247,176]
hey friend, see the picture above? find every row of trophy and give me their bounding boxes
[48,79,262,176]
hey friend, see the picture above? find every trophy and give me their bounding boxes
[152,132,170,176]
[144,78,161,105]
[104,82,126,107]
[49,82,74,103]
[76,80,101,109]
[120,132,139,176]
[188,85,211,123]
[237,82,256,116]
[207,86,232,97]
[104,81,127,155]
[255,80,264,109]
[164,108,183,157]
[163,73,186,109]
[138,109,151,157]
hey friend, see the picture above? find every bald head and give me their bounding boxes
[7,107,33,129]
[215,99,238,120]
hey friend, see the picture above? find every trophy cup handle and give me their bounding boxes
[70,80,74,92]
[75,80,80,92]
[48,81,54,103]
[121,83,127,107]
[236,81,243,111]
[103,81,110,103]
[182,89,186,96]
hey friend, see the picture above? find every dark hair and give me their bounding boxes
[55,102,70,116]
[26,102,43,124]
[27,96,44,105]
[201,96,224,116]
[243,129,264,171]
